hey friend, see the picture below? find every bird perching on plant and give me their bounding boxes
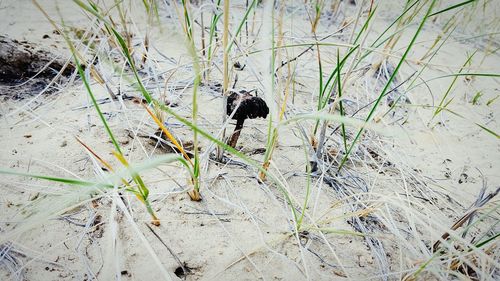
[226,90,269,148]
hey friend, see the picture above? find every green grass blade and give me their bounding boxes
[433,51,476,118]
[336,50,348,153]
[475,123,500,139]
[227,0,257,52]
[429,0,477,17]
[369,0,419,49]
[486,95,499,106]
[207,0,222,65]
[312,45,359,134]
[181,0,193,40]
[319,45,359,109]
[0,169,112,188]
[474,232,500,248]
[352,6,377,45]
[1,154,190,193]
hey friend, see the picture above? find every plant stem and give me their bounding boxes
[217,0,230,161]
[229,119,245,148]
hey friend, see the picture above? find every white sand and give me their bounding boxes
[0,1,499,280]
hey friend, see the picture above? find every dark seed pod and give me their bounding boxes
[233,61,246,71]
[226,90,269,148]
[226,90,269,120]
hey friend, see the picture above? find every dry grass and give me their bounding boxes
[0,0,499,280]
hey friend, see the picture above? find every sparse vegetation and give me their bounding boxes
[0,0,499,280]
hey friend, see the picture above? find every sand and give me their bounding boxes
[0,0,499,280]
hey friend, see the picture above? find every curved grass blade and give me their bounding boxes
[429,0,477,17]
[475,123,500,139]
[0,169,113,189]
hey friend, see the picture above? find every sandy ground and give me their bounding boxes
[0,0,499,280]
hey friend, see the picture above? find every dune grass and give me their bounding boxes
[1,0,499,279]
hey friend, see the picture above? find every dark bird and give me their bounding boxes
[226,90,269,148]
